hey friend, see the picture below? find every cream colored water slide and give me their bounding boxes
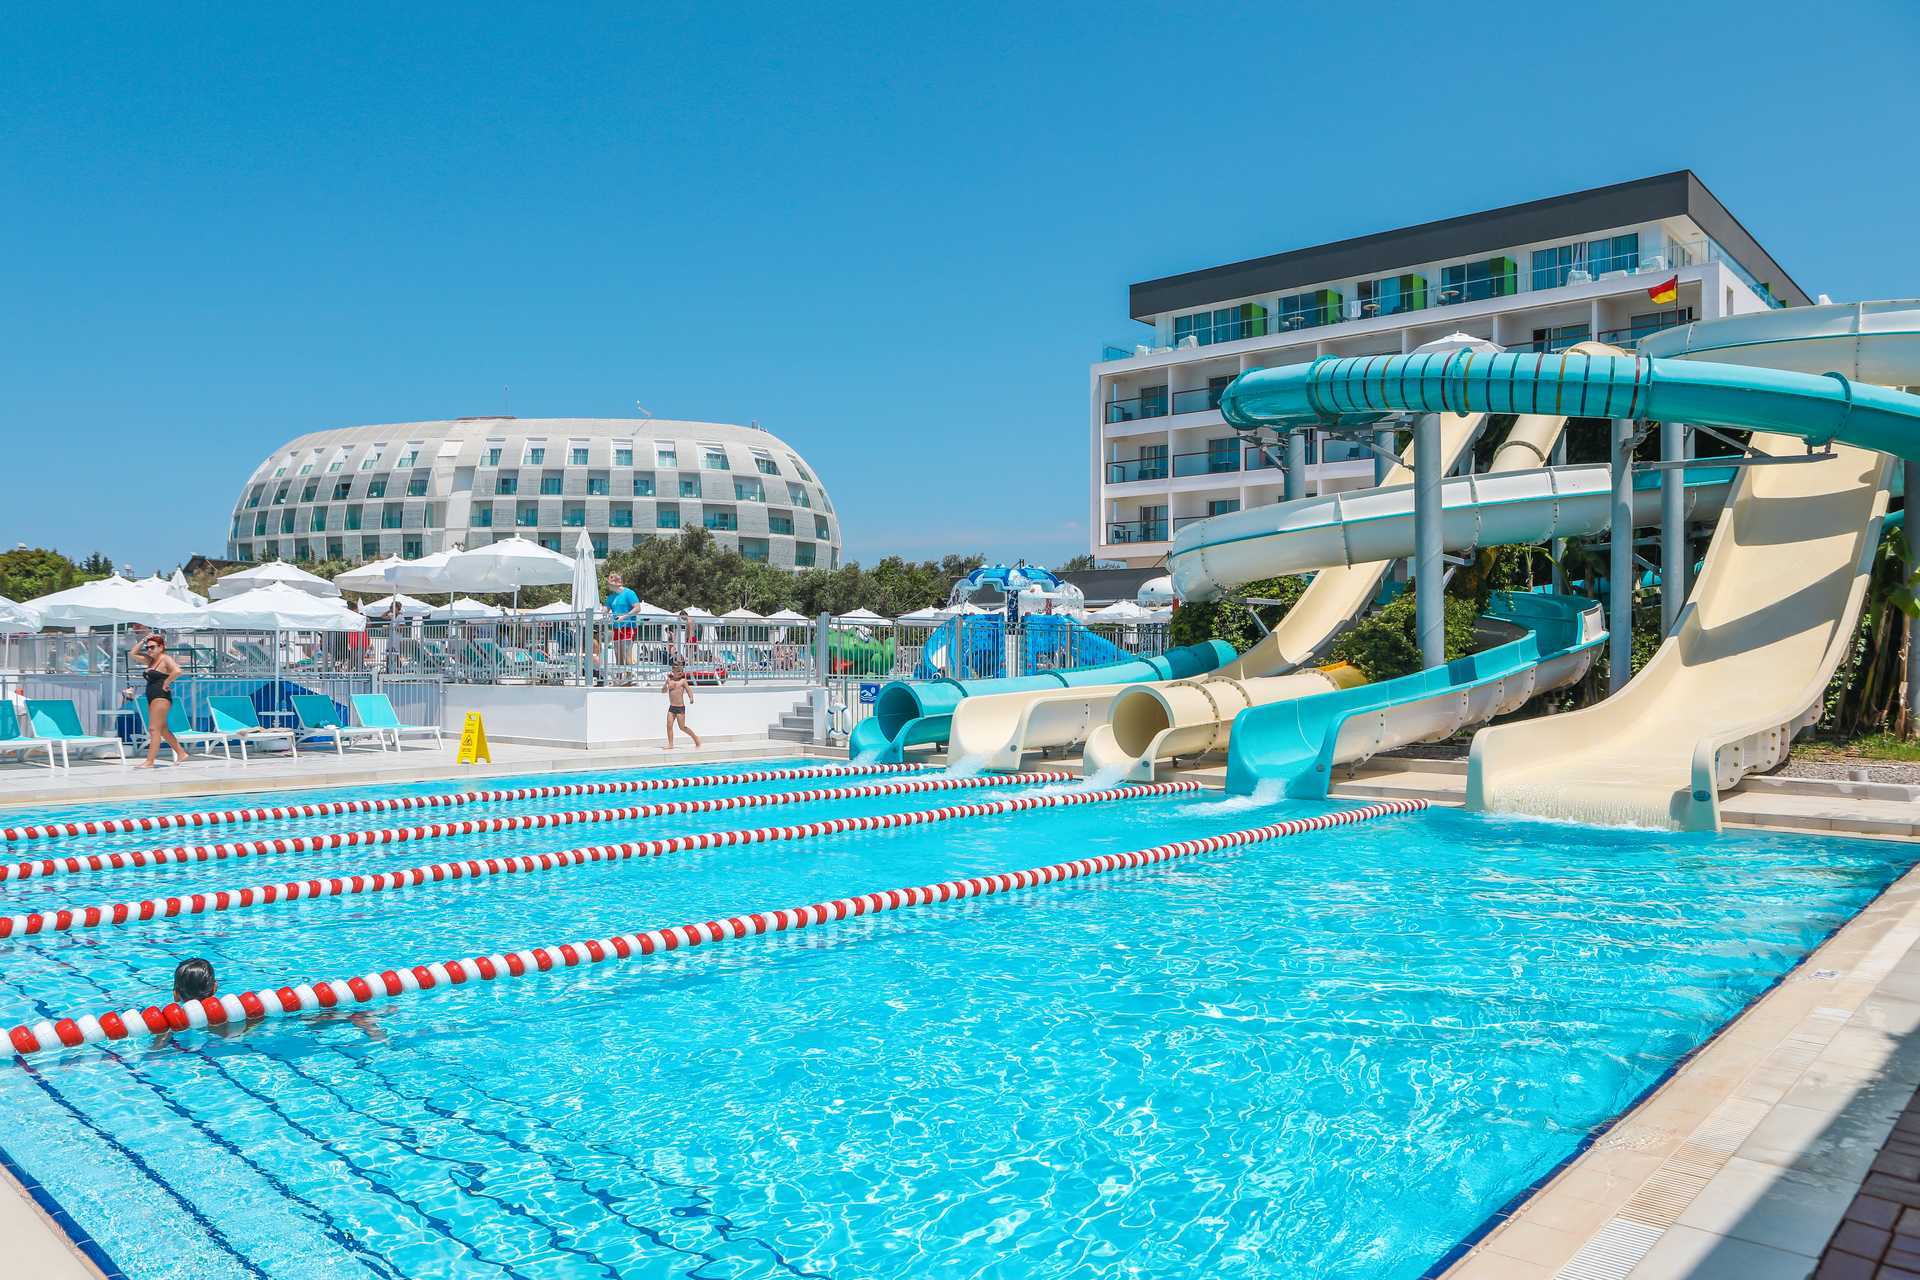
[1469,303,1919,830]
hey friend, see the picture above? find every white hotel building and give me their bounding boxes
[1088,171,1808,567]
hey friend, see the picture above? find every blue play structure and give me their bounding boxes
[915,613,1128,680]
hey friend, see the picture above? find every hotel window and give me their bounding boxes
[280,511,296,533]
[298,459,315,476]
[294,539,311,560]
[273,482,291,503]
[360,448,383,471]
[485,445,504,466]
[562,503,586,527]
[253,513,268,535]
[272,462,288,477]
[1531,233,1639,289]
[234,543,251,560]
[733,477,765,502]
[752,449,779,476]
[326,538,343,560]
[768,512,794,535]
[538,534,561,552]
[614,444,633,467]
[679,476,701,498]
[739,538,769,563]
[1172,301,1271,347]
[570,445,589,466]
[703,505,738,531]
[524,443,546,465]
[1207,499,1240,517]
[1275,289,1341,331]
[793,541,816,568]
[301,479,318,501]
[655,442,677,467]
[496,473,518,495]
[361,537,380,559]
[1439,257,1516,303]
[367,477,387,498]
[310,509,327,531]
[540,473,563,496]
[246,485,264,508]
[381,504,403,529]
[610,505,633,528]
[633,472,655,497]
[814,514,829,539]
[701,445,730,470]
[657,506,681,529]
[788,482,812,509]
[406,472,428,497]
[395,446,420,468]
[1529,322,1591,353]
[786,456,812,482]
[591,534,608,557]
[473,506,492,527]
[1357,274,1427,316]
[333,479,351,501]
[344,505,362,530]
[517,502,538,527]
[1207,375,1235,410]
[404,536,423,558]
[1586,233,1640,276]
[327,456,345,473]
[586,474,610,496]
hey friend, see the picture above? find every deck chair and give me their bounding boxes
[207,696,299,763]
[24,699,128,768]
[289,694,388,754]
[351,694,444,750]
[0,704,57,770]
[133,696,230,759]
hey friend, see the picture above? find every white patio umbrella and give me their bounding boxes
[570,532,598,614]
[763,608,809,622]
[445,536,576,600]
[166,570,207,606]
[208,560,341,600]
[718,607,763,621]
[197,583,365,631]
[29,576,202,629]
[634,600,672,617]
[836,607,889,623]
[360,593,433,617]
[1090,600,1150,620]
[426,597,504,620]
[332,555,409,593]
[896,606,951,624]
[526,600,587,616]
[0,594,42,635]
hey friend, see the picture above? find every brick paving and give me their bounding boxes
[1818,1089,1920,1278]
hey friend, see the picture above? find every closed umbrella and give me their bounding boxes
[209,560,341,600]
[570,532,598,614]
[166,570,207,606]
[30,576,201,629]
[333,556,409,593]
[198,583,365,631]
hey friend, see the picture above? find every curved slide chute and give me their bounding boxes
[1219,303,1920,829]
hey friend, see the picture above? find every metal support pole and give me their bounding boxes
[814,613,830,687]
[1285,431,1307,501]
[1609,419,1635,693]
[1373,427,1396,486]
[1413,413,1446,669]
[1549,432,1569,594]
[1660,419,1689,635]
[1907,461,1920,733]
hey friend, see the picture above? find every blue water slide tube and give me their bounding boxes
[851,639,1237,762]
[1224,592,1604,798]
[1218,349,1920,462]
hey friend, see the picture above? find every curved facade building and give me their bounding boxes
[227,418,842,569]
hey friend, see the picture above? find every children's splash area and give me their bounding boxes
[6,302,1920,1277]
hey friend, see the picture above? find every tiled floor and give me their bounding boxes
[1814,1090,1920,1277]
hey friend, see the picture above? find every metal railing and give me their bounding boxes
[1104,518,1169,544]
[1104,393,1170,424]
[1172,449,1241,478]
[1106,456,1170,484]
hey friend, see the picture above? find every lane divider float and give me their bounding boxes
[6,798,1426,1056]
[0,770,1073,885]
[1,780,1190,940]
[0,761,932,845]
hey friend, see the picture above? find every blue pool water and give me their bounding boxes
[0,759,1910,1278]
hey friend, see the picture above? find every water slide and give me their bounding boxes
[1216,302,1920,830]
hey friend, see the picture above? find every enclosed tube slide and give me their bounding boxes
[1219,306,1920,829]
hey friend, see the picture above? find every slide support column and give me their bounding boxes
[1413,413,1445,670]
[1550,433,1568,594]
[1285,431,1308,501]
[1908,461,1920,733]
[1374,427,1396,487]
[1660,419,1690,635]
[1609,419,1635,694]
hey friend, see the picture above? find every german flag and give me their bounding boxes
[1646,275,1679,305]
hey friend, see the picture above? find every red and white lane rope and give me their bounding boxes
[0,770,1073,885]
[6,798,1426,1055]
[0,780,1195,940]
[0,761,931,845]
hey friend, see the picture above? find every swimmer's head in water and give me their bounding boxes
[173,957,216,1001]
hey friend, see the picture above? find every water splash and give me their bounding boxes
[1484,783,1674,830]
[1175,776,1286,817]
[942,753,989,779]
[851,744,886,765]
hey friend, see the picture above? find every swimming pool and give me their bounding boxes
[0,758,1910,1278]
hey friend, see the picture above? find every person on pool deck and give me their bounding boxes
[663,660,702,750]
[603,572,640,680]
[130,632,188,768]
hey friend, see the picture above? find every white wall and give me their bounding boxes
[443,684,808,748]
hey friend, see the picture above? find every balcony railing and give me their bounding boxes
[1504,308,1696,356]
[1104,393,1169,424]
[1106,457,1169,484]
[1105,519,1168,544]
[1170,387,1228,415]
[1171,449,1242,478]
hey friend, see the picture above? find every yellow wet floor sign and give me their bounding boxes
[456,711,491,764]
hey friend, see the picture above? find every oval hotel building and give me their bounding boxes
[227,418,842,570]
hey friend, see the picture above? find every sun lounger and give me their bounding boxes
[350,694,445,750]
[25,699,128,768]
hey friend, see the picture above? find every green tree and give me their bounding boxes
[0,547,82,602]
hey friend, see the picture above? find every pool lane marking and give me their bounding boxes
[0,760,934,845]
[5,797,1426,1056]
[0,769,1075,885]
[0,776,1185,941]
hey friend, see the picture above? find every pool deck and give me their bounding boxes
[2,740,1915,1279]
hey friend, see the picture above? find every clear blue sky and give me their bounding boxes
[4,2,1916,573]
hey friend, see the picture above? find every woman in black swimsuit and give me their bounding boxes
[133,633,187,768]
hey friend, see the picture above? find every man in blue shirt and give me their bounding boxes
[602,572,640,681]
